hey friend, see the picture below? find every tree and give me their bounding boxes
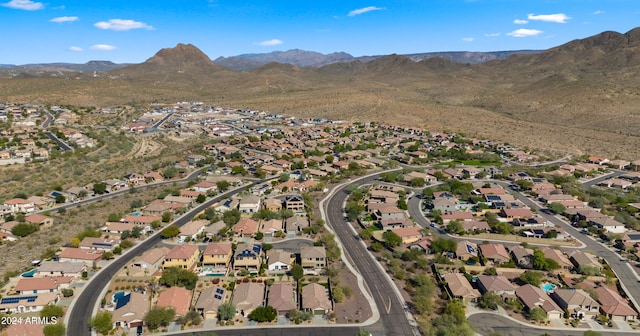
[249,306,277,322]
[279,173,290,183]
[40,304,64,318]
[519,270,544,286]
[93,182,107,194]
[107,213,121,222]
[397,199,408,210]
[131,225,143,238]
[290,264,304,281]
[446,220,464,234]
[162,211,172,222]
[159,267,198,290]
[382,231,402,247]
[358,229,373,240]
[547,202,566,215]
[130,199,143,209]
[163,166,177,178]
[431,237,457,253]
[89,311,113,335]
[216,180,231,192]
[477,291,502,310]
[231,166,247,176]
[161,225,180,238]
[218,302,236,321]
[410,177,425,187]
[333,287,345,302]
[483,267,497,275]
[11,223,39,237]
[144,306,176,330]
[528,306,547,322]
[43,323,66,336]
[578,264,601,276]
[196,194,206,203]
[223,208,241,226]
[54,194,65,203]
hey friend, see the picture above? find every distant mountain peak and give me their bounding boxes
[145,43,212,66]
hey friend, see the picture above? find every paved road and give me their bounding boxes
[326,175,418,336]
[41,110,54,128]
[45,131,72,151]
[67,183,255,336]
[165,327,361,336]
[469,313,637,336]
[582,169,627,188]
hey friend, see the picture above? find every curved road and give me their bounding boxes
[67,183,255,336]
[326,175,418,336]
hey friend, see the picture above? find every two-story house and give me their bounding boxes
[162,244,200,270]
[300,246,326,275]
[202,242,233,276]
[233,242,262,275]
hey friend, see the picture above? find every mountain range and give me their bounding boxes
[0,48,540,74]
[2,28,640,158]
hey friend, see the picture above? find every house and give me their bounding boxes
[266,249,294,275]
[178,219,207,240]
[24,213,54,228]
[193,181,217,193]
[122,215,162,226]
[162,244,200,270]
[103,221,139,235]
[455,240,477,261]
[232,282,265,316]
[475,275,516,296]
[569,251,602,272]
[261,219,283,237]
[431,199,457,213]
[111,291,148,329]
[390,226,423,244]
[516,284,563,320]
[143,201,177,216]
[409,236,433,254]
[512,217,549,228]
[124,173,145,186]
[263,198,282,212]
[195,286,229,319]
[501,208,534,220]
[550,289,600,320]
[509,246,534,269]
[589,217,627,234]
[301,283,332,315]
[129,247,170,277]
[0,292,59,314]
[595,286,638,321]
[36,261,85,278]
[202,243,233,276]
[443,273,480,302]
[268,283,297,315]
[78,237,120,252]
[479,243,510,264]
[157,287,192,316]
[3,198,35,213]
[204,220,226,238]
[441,211,474,223]
[14,277,72,295]
[238,195,261,213]
[300,246,327,274]
[144,171,164,183]
[233,218,260,237]
[58,248,102,265]
[180,190,205,200]
[233,242,262,274]
[163,195,193,207]
[460,220,491,233]
[540,247,573,271]
[285,215,310,233]
[285,195,305,214]
[375,205,405,222]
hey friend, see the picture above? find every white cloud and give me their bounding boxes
[256,39,283,46]
[90,44,117,51]
[527,13,570,23]
[50,16,79,23]
[513,19,528,24]
[484,33,501,37]
[94,19,154,31]
[507,28,543,37]
[1,0,43,10]
[462,37,474,42]
[68,46,83,52]
[348,6,385,17]
[593,10,605,15]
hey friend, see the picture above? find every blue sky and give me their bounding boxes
[1,0,639,64]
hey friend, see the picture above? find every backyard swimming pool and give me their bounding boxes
[541,283,556,293]
[21,269,37,277]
